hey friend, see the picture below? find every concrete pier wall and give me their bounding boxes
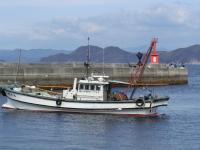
[0,63,188,86]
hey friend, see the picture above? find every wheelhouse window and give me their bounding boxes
[80,84,84,90]
[85,84,89,90]
[79,84,101,91]
[90,85,95,90]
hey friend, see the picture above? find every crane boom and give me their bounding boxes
[128,38,158,99]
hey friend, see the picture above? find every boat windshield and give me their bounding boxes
[79,84,101,91]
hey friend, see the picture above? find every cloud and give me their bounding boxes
[0,0,124,7]
[0,2,200,49]
[142,3,200,29]
[80,22,105,34]
[29,17,106,39]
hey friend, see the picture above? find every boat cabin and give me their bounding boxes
[62,75,112,101]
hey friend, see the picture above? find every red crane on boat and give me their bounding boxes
[126,38,158,99]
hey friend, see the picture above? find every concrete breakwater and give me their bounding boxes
[0,63,188,86]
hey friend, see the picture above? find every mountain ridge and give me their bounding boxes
[0,49,71,63]
[40,44,200,64]
[40,45,138,63]
[0,44,199,64]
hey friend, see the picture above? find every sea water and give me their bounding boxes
[0,65,200,150]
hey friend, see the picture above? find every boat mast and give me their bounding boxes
[15,49,22,83]
[84,37,90,78]
[102,48,105,75]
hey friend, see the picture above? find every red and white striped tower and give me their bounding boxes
[150,38,159,64]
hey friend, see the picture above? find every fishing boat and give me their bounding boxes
[1,38,169,116]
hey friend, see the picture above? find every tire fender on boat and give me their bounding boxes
[136,98,145,107]
[56,99,62,106]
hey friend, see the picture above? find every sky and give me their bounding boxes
[0,0,200,51]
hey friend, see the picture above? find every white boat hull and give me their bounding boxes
[2,89,169,116]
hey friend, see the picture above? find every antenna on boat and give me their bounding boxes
[102,48,105,75]
[15,49,22,84]
[84,37,90,78]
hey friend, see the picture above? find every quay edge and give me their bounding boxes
[0,63,188,86]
